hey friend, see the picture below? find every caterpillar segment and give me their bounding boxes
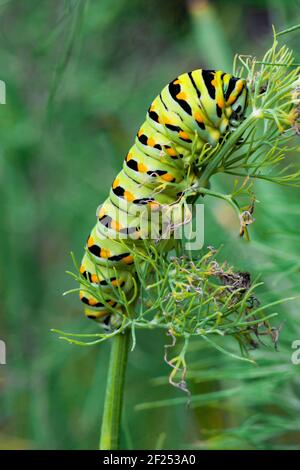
[124,147,184,188]
[86,226,135,267]
[97,199,142,240]
[79,252,135,324]
[80,69,248,326]
[135,123,190,163]
[109,170,180,215]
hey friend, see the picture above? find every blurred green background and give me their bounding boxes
[1,0,300,450]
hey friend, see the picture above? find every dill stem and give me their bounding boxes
[99,329,130,450]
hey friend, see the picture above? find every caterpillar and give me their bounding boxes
[79,69,248,327]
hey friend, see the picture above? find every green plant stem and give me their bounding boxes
[99,328,130,450]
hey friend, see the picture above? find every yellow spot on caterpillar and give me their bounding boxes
[94,310,109,318]
[112,178,120,189]
[161,173,174,182]
[138,128,144,137]
[223,74,230,86]
[236,80,245,93]
[225,108,233,118]
[124,190,135,202]
[91,274,99,283]
[85,309,107,319]
[126,152,133,161]
[98,207,105,218]
[100,248,111,258]
[111,279,120,287]
[122,254,134,265]
[162,116,172,125]
[226,81,245,105]
[173,79,180,85]
[178,130,190,140]
[138,162,148,173]
[227,95,236,105]
[79,291,84,299]
[80,265,85,273]
[87,236,94,247]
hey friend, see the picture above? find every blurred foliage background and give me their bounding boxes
[1,0,300,450]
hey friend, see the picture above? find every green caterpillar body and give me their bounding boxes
[79,69,248,326]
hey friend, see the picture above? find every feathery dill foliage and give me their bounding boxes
[53,32,299,390]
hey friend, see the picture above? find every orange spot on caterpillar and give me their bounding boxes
[138,162,148,173]
[176,91,187,100]
[112,178,120,189]
[227,95,236,105]
[165,147,177,157]
[147,137,156,147]
[161,173,175,182]
[194,111,204,122]
[87,236,94,248]
[217,97,225,108]
[162,116,172,125]
[100,248,111,258]
[122,254,134,265]
[124,190,135,202]
[178,130,190,140]
[236,80,245,92]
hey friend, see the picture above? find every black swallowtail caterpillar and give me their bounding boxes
[79,69,248,327]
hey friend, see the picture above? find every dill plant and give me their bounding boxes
[53,28,300,450]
